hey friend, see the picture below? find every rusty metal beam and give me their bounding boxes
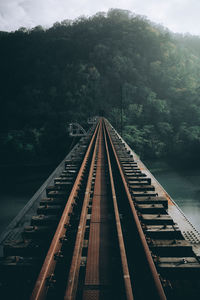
[104,119,167,300]
[64,119,101,299]
[30,122,100,300]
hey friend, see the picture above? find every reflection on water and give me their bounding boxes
[146,160,200,232]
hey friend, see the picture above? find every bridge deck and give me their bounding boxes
[0,118,200,300]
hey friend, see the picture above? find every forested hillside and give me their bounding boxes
[1,9,200,166]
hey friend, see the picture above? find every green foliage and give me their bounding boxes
[1,9,200,164]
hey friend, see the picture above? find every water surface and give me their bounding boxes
[0,166,52,235]
[146,160,200,232]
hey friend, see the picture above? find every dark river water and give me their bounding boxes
[0,160,200,236]
[0,167,53,235]
[145,160,200,232]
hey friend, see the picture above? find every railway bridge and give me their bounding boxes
[0,117,200,299]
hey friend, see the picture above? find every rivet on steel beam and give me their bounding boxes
[146,237,153,245]
[59,236,68,244]
[64,223,72,229]
[152,254,159,263]
[46,274,56,287]
[142,224,147,231]
[161,278,172,289]
[54,250,64,262]
[74,198,78,204]
[181,258,188,264]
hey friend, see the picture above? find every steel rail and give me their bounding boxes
[30,121,100,300]
[104,119,167,300]
[64,120,101,299]
[103,123,134,300]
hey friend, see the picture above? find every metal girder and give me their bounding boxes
[87,116,99,124]
[68,122,86,137]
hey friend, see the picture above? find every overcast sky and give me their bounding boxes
[0,0,200,35]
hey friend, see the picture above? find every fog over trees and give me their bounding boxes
[1,9,200,166]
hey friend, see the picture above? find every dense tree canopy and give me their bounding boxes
[1,9,200,165]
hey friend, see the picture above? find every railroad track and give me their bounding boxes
[1,117,200,299]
